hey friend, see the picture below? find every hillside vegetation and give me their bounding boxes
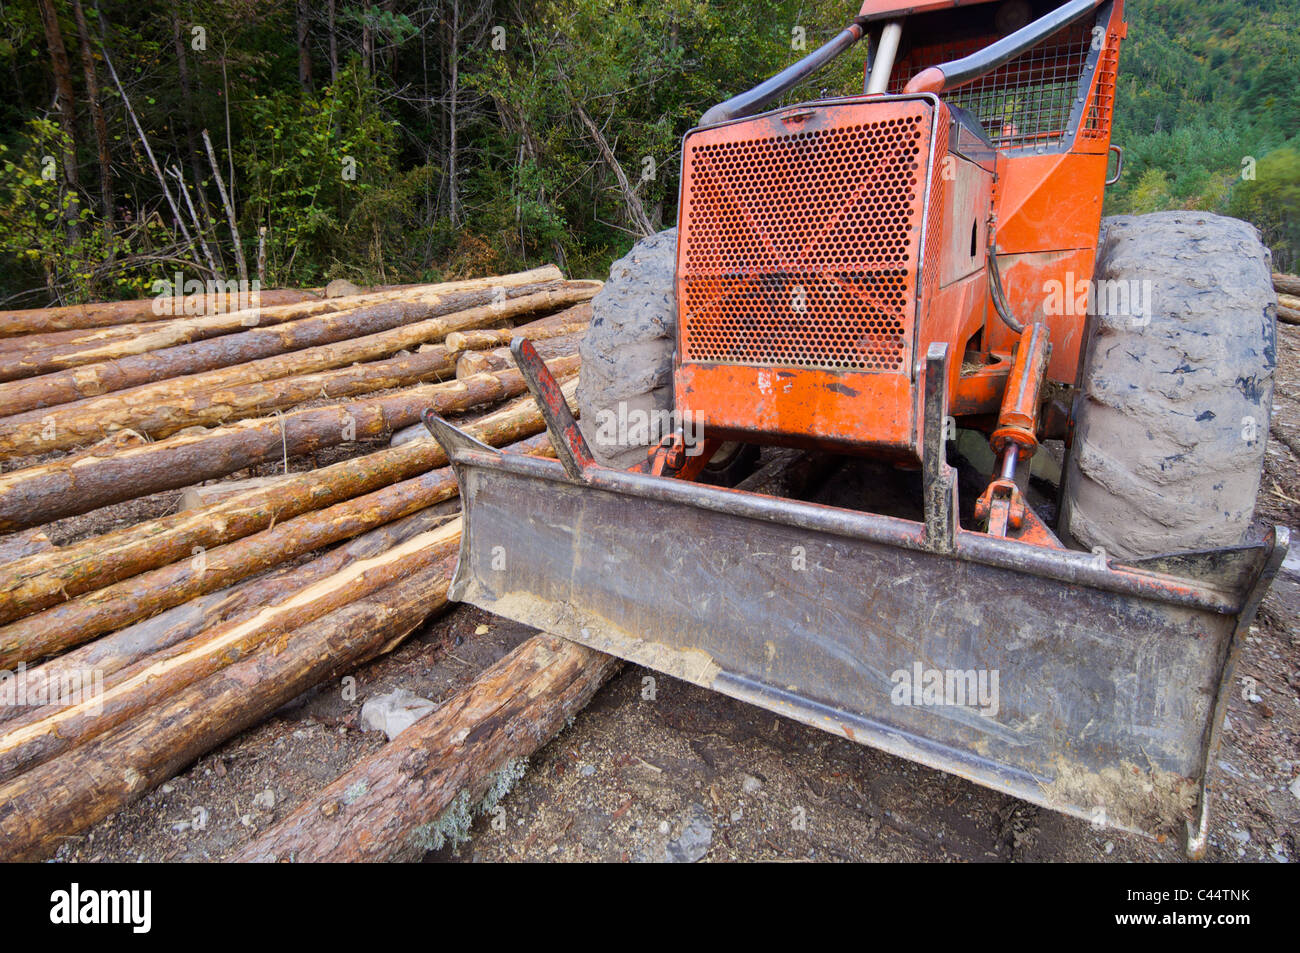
[1,0,1295,305]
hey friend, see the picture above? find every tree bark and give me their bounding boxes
[0,382,574,621]
[0,288,321,336]
[455,332,580,379]
[0,279,587,440]
[0,432,550,673]
[327,0,338,81]
[0,355,578,529]
[202,129,248,284]
[1273,273,1300,297]
[235,634,618,861]
[296,1,313,92]
[70,0,113,237]
[0,517,466,780]
[0,505,454,730]
[0,268,558,380]
[0,553,459,861]
[35,0,81,244]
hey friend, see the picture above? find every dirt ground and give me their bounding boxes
[51,321,1300,864]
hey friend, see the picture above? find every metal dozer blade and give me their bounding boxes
[423,340,1288,857]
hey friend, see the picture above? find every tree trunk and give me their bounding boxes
[0,381,575,620]
[0,517,466,780]
[0,355,578,529]
[236,634,617,861]
[0,275,565,386]
[455,332,580,380]
[327,0,338,81]
[0,279,586,435]
[70,0,113,238]
[0,288,322,336]
[35,0,81,245]
[447,0,461,225]
[296,1,313,92]
[1273,273,1300,297]
[202,129,248,284]
[572,100,654,238]
[0,553,459,861]
[0,505,453,730]
[0,432,551,673]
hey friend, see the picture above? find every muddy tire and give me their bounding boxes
[577,229,679,469]
[1060,211,1277,560]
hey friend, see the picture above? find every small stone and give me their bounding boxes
[1104,841,1114,854]
[360,688,437,740]
[664,803,714,863]
[160,783,174,795]
[475,624,490,635]
[658,820,670,835]
[253,789,276,810]
[730,808,743,823]
[1288,776,1300,802]
[579,763,596,777]
[741,774,763,794]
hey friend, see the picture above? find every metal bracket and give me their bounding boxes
[922,343,958,554]
[509,338,597,483]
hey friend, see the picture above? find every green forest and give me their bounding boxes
[1,0,1296,306]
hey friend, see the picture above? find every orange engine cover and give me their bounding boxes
[675,96,955,456]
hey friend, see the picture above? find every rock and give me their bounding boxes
[1289,775,1300,802]
[664,803,713,863]
[253,789,276,810]
[741,774,763,794]
[360,688,437,740]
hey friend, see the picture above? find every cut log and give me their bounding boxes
[177,476,288,511]
[0,517,465,781]
[1280,305,1300,327]
[456,333,581,380]
[111,344,462,441]
[0,431,553,671]
[0,278,591,423]
[235,634,619,862]
[0,529,53,566]
[0,356,578,530]
[0,505,453,728]
[0,551,458,861]
[0,269,563,382]
[1273,273,1300,298]
[456,349,505,378]
[0,277,538,361]
[443,314,590,353]
[0,382,575,624]
[1277,292,1300,311]
[0,288,322,336]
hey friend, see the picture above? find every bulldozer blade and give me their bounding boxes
[425,415,1287,855]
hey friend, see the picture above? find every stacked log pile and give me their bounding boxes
[1276,273,1300,325]
[0,269,613,861]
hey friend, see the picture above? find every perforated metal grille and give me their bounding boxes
[1082,29,1119,140]
[920,118,948,297]
[680,106,930,372]
[889,19,1095,151]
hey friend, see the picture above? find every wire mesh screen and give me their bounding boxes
[889,20,1095,151]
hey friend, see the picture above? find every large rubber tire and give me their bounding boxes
[578,228,679,469]
[1060,211,1277,560]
